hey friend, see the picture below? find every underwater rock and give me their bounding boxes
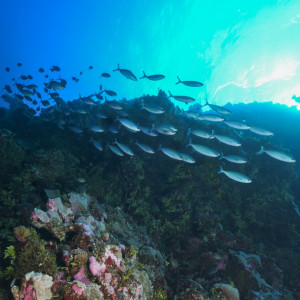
[24,271,53,300]
[11,192,168,299]
[212,283,239,300]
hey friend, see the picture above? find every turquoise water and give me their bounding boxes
[1,0,300,109]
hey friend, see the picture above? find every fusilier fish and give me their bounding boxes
[114,138,134,156]
[158,145,182,161]
[91,139,103,151]
[108,144,124,156]
[139,125,158,137]
[224,120,250,130]
[218,166,252,183]
[168,91,195,104]
[180,153,196,163]
[116,117,140,132]
[140,71,165,81]
[257,146,295,163]
[176,76,203,87]
[113,64,137,81]
[186,139,219,158]
[198,114,224,122]
[202,99,231,115]
[219,152,247,164]
[210,130,241,147]
[141,101,164,114]
[135,141,155,154]
[187,128,212,139]
[249,126,274,136]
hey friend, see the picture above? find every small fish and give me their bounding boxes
[104,90,117,97]
[182,110,199,119]
[218,166,252,183]
[79,71,83,75]
[108,126,119,134]
[49,92,59,99]
[38,68,45,73]
[51,65,60,72]
[24,96,33,102]
[140,71,165,81]
[101,73,111,78]
[20,75,27,80]
[115,109,128,117]
[32,100,38,105]
[77,177,86,183]
[187,128,211,139]
[186,138,219,158]
[249,126,274,136]
[224,120,250,130]
[96,112,107,119]
[135,141,155,154]
[108,144,124,156]
[45,74,49,78]
[114,138,134,156]
[21,89,34,97]
[5,67,10,72]
[141,101,164,114]
[198,114,224,122]
[219,152,247,164]
[72,76,77,81]
[202,99,231,115]
[69,126,83,134]
[95,93,104,100]
[211,130,241,147]
[158,145,182,161]
[4,85,12,93]
[89,65,93,70]
[176,76,203,87]
[36,92,42,99]
[41,100,50,107]
[139,125,158,137]
[180,153,196,163]
[44,88,48,93]
[89,124,104,133]
[116,117,140,132]
[106,101,123,110]
[257,146,295,163]
[113,64,137,81]
[91,138,103,151]
[17,62,22,67]
[27,75,33,80]
[168,90,195,104]
[15,94,24,101]
[26,84,38,90]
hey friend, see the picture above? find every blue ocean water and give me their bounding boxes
[1,1,300,299]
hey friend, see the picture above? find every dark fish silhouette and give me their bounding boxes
[38,68,45,73]
[113,64,137,81]
[100,73,110,78]
[17,63,22,67]
[4,85,12,93]
[140,71,165,81]
[168,90,195,104]
[5,67,10,72]
[176,76,203,87]
[89,66,93,70]
[104,90,117,97]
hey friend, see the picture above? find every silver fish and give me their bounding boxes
[135,141,155,154]
[117,117,140,132]
[113,64,137,81]
[107,101,123,110]
[108,126,119,134]
[257,146,295,163]
[202,99,231,115]
[211,130,241,147]
[96,112,107,119]
[168,91,195,104]
[139,125,158,137]
[187,128,212,139]
[140,71,165,81]
[198,114,224,122]
[89,124,104,133]
[219,152,247,164]
[114,138,134,156]
[249,126,274,136]
[141,101,164,114]
[158,145,182,161]
[218,166,252,183]
[180,153,196,163]
[91,139,103,151]
[21,89,34,97]
[224,120,250,130]
[176,76,203,87]
[108,144,124,156]
[186,139,219,158]
[182,110,199,119]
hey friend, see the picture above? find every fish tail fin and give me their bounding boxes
[218,165,224,174]
[219,152,224,161]
[140,71,146,79]
[113,64,120,72]
[168,90,172,98]
[209,129,215,139]
[257,146,264,155]
[113,138,118,144]
[186,128,191,139]
[176,76,181,85]
[186,138,192,148]
[202,98,208,107]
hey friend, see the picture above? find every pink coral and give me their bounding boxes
[89,256,105,276]
[72,283,84,295]
[23,285,37,300]
[31,211,38,221]
[73,266,90,285]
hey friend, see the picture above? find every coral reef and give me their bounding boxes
[10,193,167,299]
